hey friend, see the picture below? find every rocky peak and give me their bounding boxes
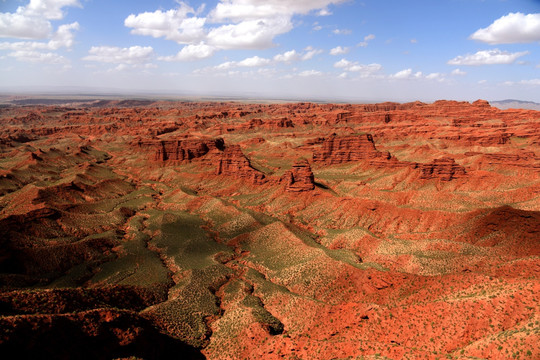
[282,159,315,192]
[418,157,466,181]
[216,145,267,185]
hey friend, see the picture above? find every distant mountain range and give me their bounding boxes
[490,99,540,110]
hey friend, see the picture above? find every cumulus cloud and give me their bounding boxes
[301,46,323,60]
[0,1,80,67]
[470,12,540,44]
[451,68,466,76]
[391,68,423,79]
[210,0,346,22]
[83,46,154,65]
[312,23,323,31]
[448,49,528,66]
[425,72,444,81]
[158,43,216,61]
[329,46,349,55]
[5,49,68,64]
[238,55,271,67]
[210,55,272,71]
[387,69,446,81]
[274,49,300,62]
[125,3,206,44]
[357,33,375,47]
[333,28,352,35]
[207,17,292,49]
[318,8,332,16]
[334,58,382,77]
[0,0,81,39]
[0,22,79,51]
[125,0,346,52]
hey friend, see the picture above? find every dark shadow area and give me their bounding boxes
[0,309,205,360]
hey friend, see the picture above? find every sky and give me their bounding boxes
[1,0,540,102]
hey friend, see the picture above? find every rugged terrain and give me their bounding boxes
[0,98,538,359]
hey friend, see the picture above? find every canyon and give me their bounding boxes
[0,98,538,359]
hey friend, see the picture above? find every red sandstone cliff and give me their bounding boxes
[313,134,391,164]
[281,159,315,192]
[216,145,267,185]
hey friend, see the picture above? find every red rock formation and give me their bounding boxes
[465,151,540,169]
[417,157,466,181]
[281,159,315,192]
[313,134,391,164]
[137,137,224,162]
[216,145,267,185]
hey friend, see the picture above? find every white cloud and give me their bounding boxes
[158,43,216,61]
[334,58,352,68]
[23,0,81,20]
[48,22,79,49]
[209,55,271,72]
[210,0,346,22]
[301,46,323,60]
[425,72,444,81]
[391,68,423,79]
[448,49,528,66]
[386,69,446,81]
[329,46,349,55]
[410,38,417,44]
[0,0,80,39]
[0,22,79,51]
[357,33,375,47]
[125,1,347,52]
[269,47,322,63]
[318,8,332,16]
[214,61,235,70]
[0,12,51,39]
[451,68,466,76]
[470,12,540,44]
[6,49,68,64]
[83,46,154,65]
[0,2,80,68]
[299,69,322,77]
[238,55,271,67]
[333,28,352,35]
[392,69,412,79]
[334,58,382,77]
[207,17,292,49]
[274,49,299,62]
[124,3,206,44]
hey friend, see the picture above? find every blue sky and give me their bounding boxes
[1,0,540,102]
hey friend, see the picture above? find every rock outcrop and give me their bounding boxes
[137,137,224,162]
[313,134,391,164]
[281,159,315,192]
[216,145,267,185]
[417,157,466,181]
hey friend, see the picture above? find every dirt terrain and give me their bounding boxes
[0,99,538,359]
